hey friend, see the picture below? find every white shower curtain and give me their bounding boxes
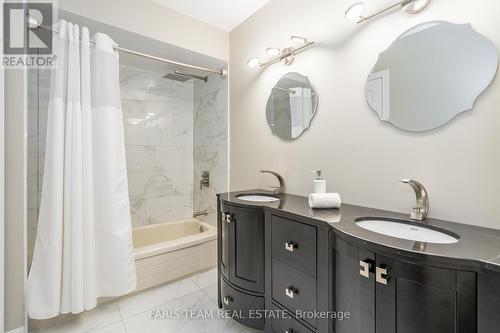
[26,20,136,319]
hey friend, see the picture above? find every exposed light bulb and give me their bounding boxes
[403,0,431,14]
[290,36,307,44]
[247,57,261,68]
[266,47,281,57]
[345,2,365,21]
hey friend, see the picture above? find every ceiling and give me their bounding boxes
[152,0,271,32]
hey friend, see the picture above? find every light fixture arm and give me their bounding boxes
[357,0,411,23]
[259,41,315,68]
[246,36,314,69]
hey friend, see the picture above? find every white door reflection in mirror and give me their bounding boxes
[366,69,390,121]
[366,21,498,132]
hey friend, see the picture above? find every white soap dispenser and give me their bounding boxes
[311,169,326,193]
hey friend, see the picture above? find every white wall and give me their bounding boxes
[4,68,27,332]
[59,0,229,61]
[229,0,500,229]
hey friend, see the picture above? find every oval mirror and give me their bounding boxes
[366,21,498,132]
[266,72,318,140]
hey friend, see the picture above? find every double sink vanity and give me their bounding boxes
[217,188,500,333]
[216,16,500,333]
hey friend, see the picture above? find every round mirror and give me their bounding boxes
[366,21,498,132]
[266,72,318,140]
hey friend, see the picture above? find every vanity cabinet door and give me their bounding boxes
[374,255,397,333]
[227,204,265,293]
[334,237,375,333]
[334,237,476,333]
[220,208,230,279]
[390,261,476,333]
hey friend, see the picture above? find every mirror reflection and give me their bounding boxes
[366,21,498,132]
[266,72,318,140]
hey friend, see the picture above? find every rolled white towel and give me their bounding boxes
[308,193,341,209]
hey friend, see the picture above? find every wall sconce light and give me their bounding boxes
[266,47,281,57]
[247,57,262,68]
[345,0,431,24]
[247,36,314,69]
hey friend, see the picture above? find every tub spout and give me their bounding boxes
[193,210,209,218]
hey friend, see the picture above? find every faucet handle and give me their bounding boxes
[410,207,425,221]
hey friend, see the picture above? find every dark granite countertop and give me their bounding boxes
[218,190,500,273]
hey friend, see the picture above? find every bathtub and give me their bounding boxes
[28,218,217,331]
[132,218,217,292]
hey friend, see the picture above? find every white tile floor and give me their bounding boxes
[30,269,262,333]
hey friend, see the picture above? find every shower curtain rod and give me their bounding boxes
[28,19,227,77]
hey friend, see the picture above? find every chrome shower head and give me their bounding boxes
[163,72,191,82]
[163,70,208,82]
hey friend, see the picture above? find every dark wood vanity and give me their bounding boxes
[217,191,500,333]
[219,203,265,329]
[334,236,475,333]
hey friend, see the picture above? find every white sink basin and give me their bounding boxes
[236,194,280,202]
[356,218,459,244]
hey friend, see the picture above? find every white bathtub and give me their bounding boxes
[28,219,217,331]
[132,218,217,292]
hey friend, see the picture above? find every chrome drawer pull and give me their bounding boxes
[285,330,294,333]
[223,296,232,305]
[376,266,389,285]
[359,260,372,278]
[222,212,233,224]
[285,241,297,252]
[285,287,297,299]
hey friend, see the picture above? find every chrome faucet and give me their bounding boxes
[260,170,285,195]
[401,179,429,221]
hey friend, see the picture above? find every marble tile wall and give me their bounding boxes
[193,71,229,226]
[27,69,50,267]
[120,65,194,227]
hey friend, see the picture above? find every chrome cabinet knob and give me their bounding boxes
[285,330,294,333]
[359,260,373,278]
[223,296,233,305]
[285,241,297,252]
[285,287,297,299]
[376,266,389,285]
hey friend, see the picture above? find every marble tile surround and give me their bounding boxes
[120,65,194,227]
[27,68,50,267]
[193,72,229,226]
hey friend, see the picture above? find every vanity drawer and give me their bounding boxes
[221,277,265,330]
[272,259,317,327]
[270,305,315,333]
[272,215,317,277]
